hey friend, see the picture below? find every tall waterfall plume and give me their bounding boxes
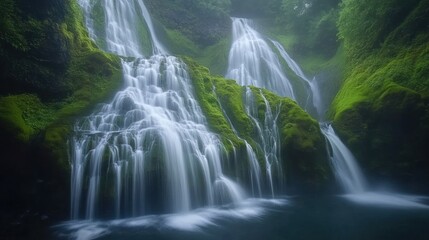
[226,18,287,197]
[72,0,245,220]
[226,18,295,99]
[226,17,368,194]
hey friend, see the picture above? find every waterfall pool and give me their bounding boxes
[54,194,429,240]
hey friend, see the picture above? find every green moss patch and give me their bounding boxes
[185,57,330,191]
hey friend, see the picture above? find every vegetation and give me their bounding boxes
[146,0,231,47]
[185,57,330,191]
[1,1,429,238]
[0,0,122,156]
[331,0,429,191]
[0,0,122,237]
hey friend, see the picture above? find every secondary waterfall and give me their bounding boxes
[225,18,287,197]
[226,18,295,99]
[271,40,322,119]
[72,0,249,220]
[227,18,367,194]
[271,38,367,193]
[320,123,366,192]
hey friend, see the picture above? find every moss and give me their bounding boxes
[333,81,429,191]
[0,0,122,167]
[145,0,231,47]
[160,24,231,75]
[162,27,200,55]
[0,96,34,142]
[330,0,429,192]
[196,37,231,75]
[184,57,244,149]
[259,89,329,192]
[185,57,330,191]
[332,39,429,120]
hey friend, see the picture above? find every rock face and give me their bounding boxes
[0,1,122,238]
[333,85,429,193]
[0,0,69,99]
[185,58,331,193]
[145,0,231,46]
[330,0,429,193]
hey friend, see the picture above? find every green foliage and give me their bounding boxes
[0,0,122,164]
[0,0,27,50]
[383,0,429,46]
[252,88,322,152]
[338,0,421,60]
[185,57,329,188]
[146,0,231,47]
[333,84,429,191]
[184,57,244,149]
[229,0,282,17]
[332,0,429,118]
[263,0,340,63]
[328,0,429,190]
[196,37,231,75]
[0,95,36,142]
[160,25,231,74]
[91,0,107,49]
[332,39,429,121]
[184,0,231,14]
[162,28,200,56]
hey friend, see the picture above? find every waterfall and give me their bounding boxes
[78,0,96,40]
[225,18,287,197]
[78,0,167,57]
[210,86,273,196]
[135,0,167,55]
[271,40,367,194]
[226,18,295,99]
[271,40,322,119]
[72,0,247,220]
[244,87,283,197]
[226,17,367,194]
[320,123,366,192]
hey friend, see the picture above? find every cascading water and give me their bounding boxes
[72,0,247,220]
[320,123,366,192]
[226,17,367,194]
[272,40,322,119]
[71,56,247,219]
[225,18,287,197]
[243,87,283,197]
[271,38,367,193]
[226,18,295,99]
[78,0,96,40]
[209,86,272,196]
[254,17,429,209]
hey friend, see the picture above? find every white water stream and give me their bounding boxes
[225,18,368,193]
[72,0,249,220]
[72,1,427,224]
[226,17,429,210]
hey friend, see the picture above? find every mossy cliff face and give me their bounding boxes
[0,0,121,236]
[145,0,231,47]
[143,0,232,75]
[331,0,429,192]
[185,57,331,193]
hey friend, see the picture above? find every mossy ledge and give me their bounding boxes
[0,0,122,236]
[184,57,331,193]
[331,0,429,193]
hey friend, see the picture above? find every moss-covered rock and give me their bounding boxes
[145,0,231,47]
[0,0,122,237]
[185,57,330,193]
[254,89,330,192]
[333,84,429,192]
[332,0,429,192]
